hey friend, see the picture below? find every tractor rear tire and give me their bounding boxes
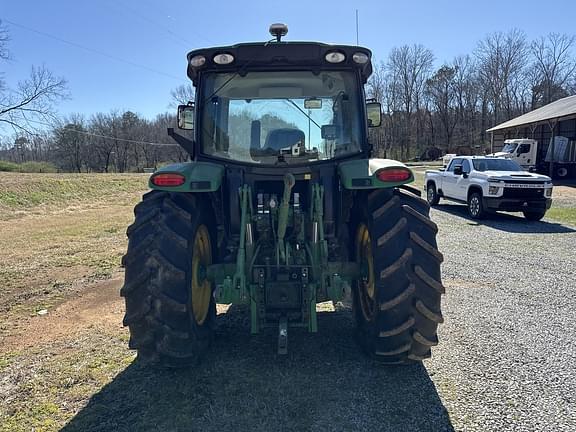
[121,190,216,367]
[353,188,445,364]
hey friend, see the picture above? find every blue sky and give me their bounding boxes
[2,0,575,121]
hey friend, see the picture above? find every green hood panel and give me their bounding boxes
[149,162,225,192]
[338,159,414,189]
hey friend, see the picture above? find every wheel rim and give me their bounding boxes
[356,224,376,321]
[427,186,435,203]
[191,225,212,325]
[470,196,479,216]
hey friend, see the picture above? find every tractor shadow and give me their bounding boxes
[432,203,576,234]
[61,306,454,432]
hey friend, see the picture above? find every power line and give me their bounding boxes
[58,127,180,147]
[24,118,180,147]
[4,19,186,82]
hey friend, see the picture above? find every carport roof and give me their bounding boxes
[487,94,576,132]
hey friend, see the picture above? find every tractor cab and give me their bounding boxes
[175,23,381,166]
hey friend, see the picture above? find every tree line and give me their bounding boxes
[367,30,576,160]
[0,111,188,172]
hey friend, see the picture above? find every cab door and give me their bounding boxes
[441,158,462,198]
[515,143,533,169]
[453,159,472,201]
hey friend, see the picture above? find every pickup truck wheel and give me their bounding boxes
[523,211,546,221]
[467,192,485,219]
[426,183,440,206]
[353,188,445,364]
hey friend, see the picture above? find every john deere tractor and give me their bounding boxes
[121,24,444,366]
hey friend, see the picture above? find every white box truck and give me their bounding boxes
[490,137,576,179]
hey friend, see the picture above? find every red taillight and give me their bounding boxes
[151,173,186,187]
[376,168,412,182]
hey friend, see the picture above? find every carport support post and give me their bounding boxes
[547,120,557,177]
[490,132,494,154]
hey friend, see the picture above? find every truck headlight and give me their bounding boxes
[488,186,500,195]
[545,188,553,197]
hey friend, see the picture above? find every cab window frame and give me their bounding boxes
[447,158,462,172]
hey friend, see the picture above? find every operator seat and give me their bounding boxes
[477,161,487,172]
[264,128,305,151]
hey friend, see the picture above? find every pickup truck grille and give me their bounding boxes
[502,187,544,199]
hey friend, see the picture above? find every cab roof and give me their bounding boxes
[185,41,373,85]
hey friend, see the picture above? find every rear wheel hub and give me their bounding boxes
[191,225,212,325]
[356,224,376,321]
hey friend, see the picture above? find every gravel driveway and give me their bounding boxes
[428,203,576,431]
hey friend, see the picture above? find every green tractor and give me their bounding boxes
[121,24,444,366]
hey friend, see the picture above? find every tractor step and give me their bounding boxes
[278,316,288,355]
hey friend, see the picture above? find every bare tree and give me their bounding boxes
[386,44,434,159]
[0,23,68,134]
[426,65,458,148]
[475,29,528,125]
[87,112,117,172]
[530,33,576,107]
[170,84,195,107]
[0,66,68,134]
[452,55,480,146]
[53,114,87,173]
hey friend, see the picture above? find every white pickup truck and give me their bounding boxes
[425,156,553,220]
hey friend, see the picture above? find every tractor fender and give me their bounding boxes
[338,158,414,190]
[149,161,225,192]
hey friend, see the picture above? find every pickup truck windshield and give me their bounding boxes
[199,71,363,165]
[473,159,523,171]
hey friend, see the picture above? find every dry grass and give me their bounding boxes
[0,173,148,430]
[0,172,147,336]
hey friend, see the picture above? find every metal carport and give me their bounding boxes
[487,95,576,176]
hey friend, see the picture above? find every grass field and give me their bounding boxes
[0,172,148,431]
[0,173,147,324]
[0,171,575,431]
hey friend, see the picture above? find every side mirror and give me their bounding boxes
[453,165,463,175]
[178,104,195,130]
[366,102,382,128]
